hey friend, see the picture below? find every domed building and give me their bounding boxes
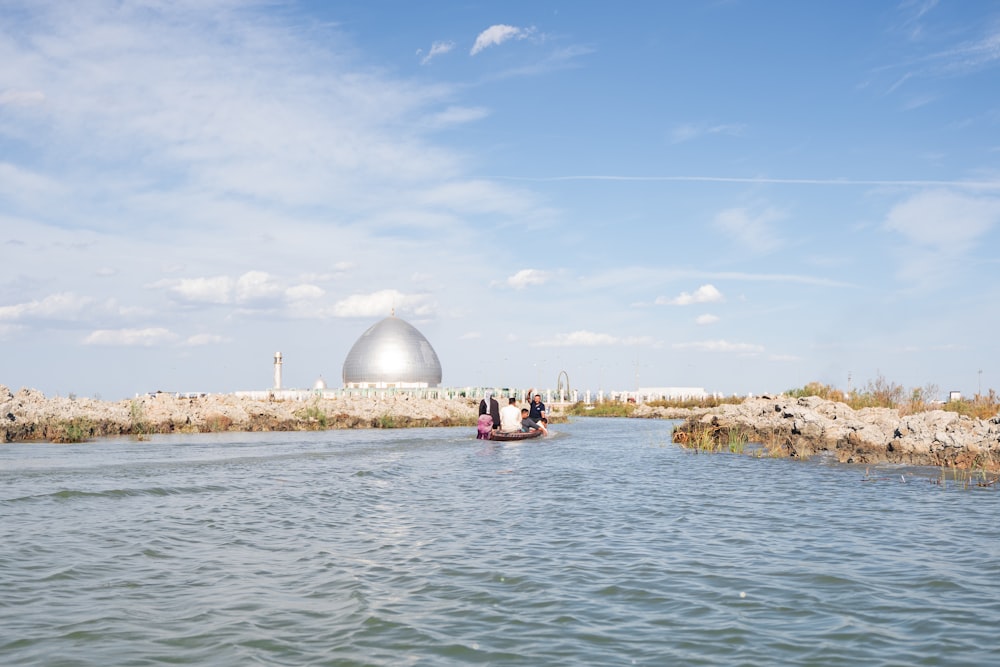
[342,315,442,389]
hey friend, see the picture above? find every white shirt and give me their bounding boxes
[499,404,521,431]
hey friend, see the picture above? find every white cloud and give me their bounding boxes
[301,265,352,282]
[419,179,536,215]
[0,89,45,106]
[420,40,455,65]
[471,25,533,55]
[885,190,1000,286]
[695,314,719,325]
[0,292,93,321]
[156,272,311,306]
[184,333,231,346]
[713,206,785,253]
[656,284,724,306]
[885,189,1000,251]
[161,276,232,304]
[84,327,177,347]
[533,331,654,347]
[424,105,490,128]
[0,163,63,203]
[332,289,421,318]
[672,340,764,353]
[669,122,745,144]
[0,324,24,339]
[235,271,282,303]
[0,2,469,218]
[285,284,325,301]
[505,269,550,289]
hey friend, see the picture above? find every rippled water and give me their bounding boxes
[2,417,999,666]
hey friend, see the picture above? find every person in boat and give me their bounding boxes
[499,397,522,432]
[520,408,547,435]
[476,413,493,439]
[528,393,547,422]
[478,391,501,433]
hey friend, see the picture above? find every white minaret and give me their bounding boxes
[273,351,283,390]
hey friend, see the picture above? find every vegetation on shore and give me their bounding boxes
[568,374,998,421]
[668,376,1000,482]
[566,393,745,418]
[787,376,999,420]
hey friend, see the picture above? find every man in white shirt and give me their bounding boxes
[499,397,522,432]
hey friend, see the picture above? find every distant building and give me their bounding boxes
[636,387,708,401]
[342,315,442,389]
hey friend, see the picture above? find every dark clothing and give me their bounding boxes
[521,417,541,432]
[479,397,501,430]
[528,400,546,421]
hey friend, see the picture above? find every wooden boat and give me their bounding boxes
[489,429,544,442]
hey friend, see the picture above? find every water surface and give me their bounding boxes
[2,418,998,665]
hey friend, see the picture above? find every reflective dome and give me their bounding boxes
[342,316,442,388]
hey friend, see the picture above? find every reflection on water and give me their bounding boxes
[2,418,999,666]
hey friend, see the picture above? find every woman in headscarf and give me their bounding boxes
[478,390,501,438]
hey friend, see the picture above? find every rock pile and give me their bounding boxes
[672,395,1000,470]
[0,385,479,443]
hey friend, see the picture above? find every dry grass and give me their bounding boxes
[788,376,999,419]
[204,413,233,432]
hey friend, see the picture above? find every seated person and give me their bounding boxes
[520,408,547,434]
[499,397,522,432]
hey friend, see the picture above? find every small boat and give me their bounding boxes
[489,429,544,442]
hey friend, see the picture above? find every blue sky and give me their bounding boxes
[2,0,998,400]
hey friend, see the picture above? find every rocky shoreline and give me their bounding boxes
[0,386,480,443]
[666,395,1000,472]
[5,385,999,472]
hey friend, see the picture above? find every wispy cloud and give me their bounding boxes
[471,25,535,55]
[285,284,324,302]
[0,89,46,106]
[508,175,1000,190]
[84,328,177,347]
[331,289,432,318]
[885,189,999,251]
[695,314,719,325]
[713,205,785,254]
[880,9,1000,92]
[153,272,320,307]
[0,293,93,321]
[672,340,764,353]
[504,269,550,290]
[656,284,724,306]
[422,105,490,129]
[184,333,232,346]
[884,189,1000,285]
[669,122,745,144]
[419,40,455,65]
[533,331,655,347]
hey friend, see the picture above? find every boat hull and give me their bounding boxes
[488,429,544,442]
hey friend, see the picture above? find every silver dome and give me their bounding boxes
[342,316,442,388]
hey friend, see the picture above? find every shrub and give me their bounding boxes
[296,403,328,429]
[204,413,233,432]
[130,400,151,437]
[943,389,999,420]
[49,419,92,443]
